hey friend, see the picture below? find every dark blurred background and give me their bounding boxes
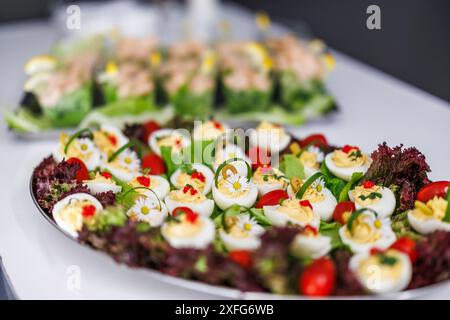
[0,0,449,103]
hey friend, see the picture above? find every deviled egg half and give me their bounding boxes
[164,185,214,217]
[249,121,291,154]
[349,249,412,294]
[349,181,396,218]
[149,128,191,156]
[170,163,214,195]
[93,124,129,158]
[290,225,332,259]
[252,165,289,197]
[219,214,265,251]
[129,174,170,199]
[298,145,325,178]
[53,133,101,171]
[83,172,122,195]
[213,143,251,177]
[161,208,215,249]
[102,148,141,182]
[127,193,168,227]
[52,193,103,238]
[264,199,320,229]
[287,176,337,221]
[339,209,396,254]
[192,120,228,141]
[408,196,450,234]
[212,161,258,210]
[324,145,371,181]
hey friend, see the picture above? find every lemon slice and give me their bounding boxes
[24,55,58,76]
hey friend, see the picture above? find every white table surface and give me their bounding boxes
[0,19,449,300]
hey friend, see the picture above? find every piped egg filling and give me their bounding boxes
[193,120,227,141]
[408,196,450,234]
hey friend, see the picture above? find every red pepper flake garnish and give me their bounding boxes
[363,180,375,189]
[303,225,318,236]
[175,139,182,147]
[299,200,313,210]
[137,176,151,187]
[370,247,385,256]
[82,204,96,218]
[342,145,359,154]
[107,135,118,146]
[101,172,112,179]
[212,121,222,130]
[183,185,198,195]
[191,171,206,183]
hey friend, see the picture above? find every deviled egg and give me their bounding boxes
[93,124,129,158]
[53,133,101,170]
[127,194,168,227]
[219,214,265,251]
[408,196,450,234]
[349,181,396,218]
[164,185,215,217]
[102,148,141,182]
[161,209,215,249]
[52,193,103,237]
[290,226,332,259]
[349,249,412,294]
[213,143,251,177]
[192,120,228,141]
[249,121,291,154]
[149,128,191,156]
[324,145,371,181]
[263,199,320,228]
[129,174,170,199]
[339,209,396,253]
[298,145,325,178]
[252,165,288,197]
[170,163,214,195]
[83,172,122,194]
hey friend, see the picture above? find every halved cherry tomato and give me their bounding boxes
[66,157,90,182]
[299,134,328,148]
[143,120,161,142]
[332,201,356,225]
[390,237,418,263]
[247,147,271,171]
[255,190,289,208]
[299,257,336,296]
[142,153,166,175]
[229,250,253,269]
[417,181,449,202]
[172,206,198,223]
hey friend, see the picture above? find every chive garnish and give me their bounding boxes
[108,140,142,163]
[122,186,162,210]
[214,158,252,188]
[347,208,379,235]
[295,172,323,199]
[64,128,93,155]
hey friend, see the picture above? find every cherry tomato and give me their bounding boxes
[229,250,253,269]
[143,120,161,142]
[299,134,328,148]
[142,153,166,175]
[66,157,90,182]
[299,257,336,296]
[390,237,418,263]
[332,201,356,225]
[247,147,271,171]
[255,190,289,208]
[417,181,449,202]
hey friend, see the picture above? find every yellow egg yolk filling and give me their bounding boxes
[278,199,315,224]
[411,196,447,221]
[331,149,367,168]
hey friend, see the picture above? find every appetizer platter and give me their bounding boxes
[30,119,450,298]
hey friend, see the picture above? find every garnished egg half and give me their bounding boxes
[170,163,214,195]
[324,145,371,181]
[298,146,325,178]
[349,181,396,218]
[339,210,396,254]
[52,193,103,238]
[53,133,101,171]
[161,212,215,249]
[93,124,129,158]
[408,196,450,234]
[263,199,320,229]
[290,226,331,259]
[192,120,228,141]
[102,148,141,182]
[252,165,288,197]
[219,214,265,251]
[24,55,58,76]
[249,121,291,154]
[287,177,337,221]
[149,128,191,156]
[83,172,122,194]
[128,174,170,200]
[213,144,251,177]
[164,185,214,217]
[127,194,168,227]
[349,249,412,294]
[212,173,258,210]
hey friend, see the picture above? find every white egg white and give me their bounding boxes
[249,128,291,154]
[213,144,251,176]
[170,163,214,195]
[142,175,170,200]
[99,124,129,148]
[164,194,215,217]
[84,178,122,195]
[53,138,101,171]
[161,216,215,249]
[303,165,321,179]
[263,205,321,229]
[291,234,332,259]
[287,185,337,221]
[103,164,136,183]
[219,229,262,251]
[127,196,168,227]
[407,211,450,235]
[324,152,370,182]
[349,187,396,218]
[52,193,103,238]
[349,251,412,294]
[212,183,258,211]
[148,128,191,156]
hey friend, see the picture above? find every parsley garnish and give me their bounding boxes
[378,254,398,266]
[359,192,382,201]
[349,150,362,161]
